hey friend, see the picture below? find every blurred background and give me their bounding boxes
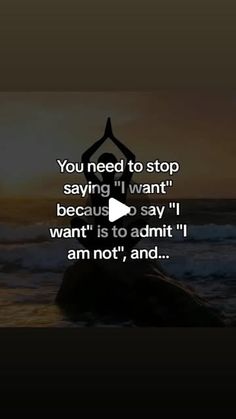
[0,91,235,326]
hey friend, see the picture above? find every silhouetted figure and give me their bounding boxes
[71,118,144,250]
[56,119,225,327]
[82,117,135,225]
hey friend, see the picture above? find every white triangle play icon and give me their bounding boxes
[108,198,131,222]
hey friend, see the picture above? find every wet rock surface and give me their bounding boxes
[56,259,225,326]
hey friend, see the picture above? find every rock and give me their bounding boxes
[56,259,225,326]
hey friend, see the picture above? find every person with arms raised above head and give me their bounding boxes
[71,118,143,250]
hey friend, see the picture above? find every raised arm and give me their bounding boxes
[107,118,135,184]
[110,136,135,162]
[82,135,107,183]
[113,143,135,184]
[105,117,135,162]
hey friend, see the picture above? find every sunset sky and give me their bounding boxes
[0,91,235,199]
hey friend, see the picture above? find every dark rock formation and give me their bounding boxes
[56,259,225,326]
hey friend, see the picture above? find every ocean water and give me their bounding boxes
[0,199,236,326]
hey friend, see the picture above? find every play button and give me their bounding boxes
[108,198,131,222]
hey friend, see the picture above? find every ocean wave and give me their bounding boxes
[0,238,235,279]
[0,223,50,244]
[0,222,236,279]
[0,241,72,272]
[1,222,236,244]
[162,255,236,279]
[172,224,236,243]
